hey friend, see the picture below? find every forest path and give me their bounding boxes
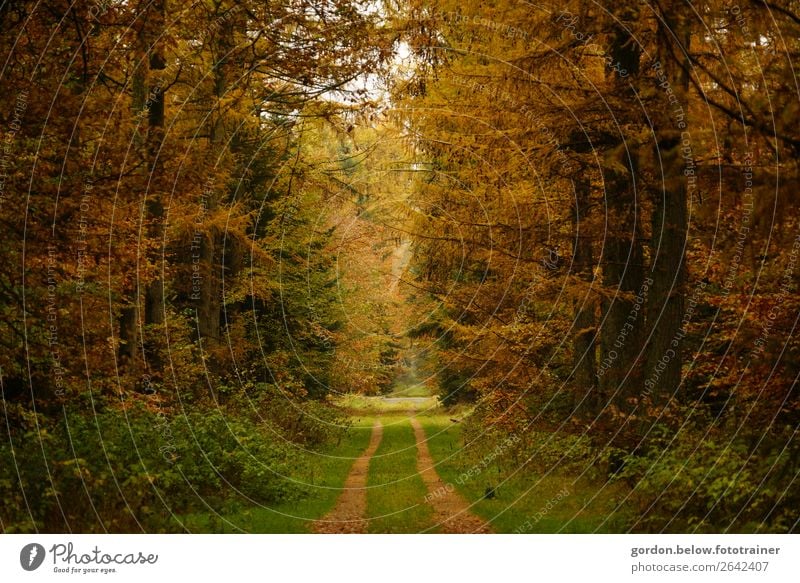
[317,390,491,533]
[312,411,491,533]
[312,420,384,533]
[409,417,493,533]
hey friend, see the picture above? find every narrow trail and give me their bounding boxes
[409,417,493,534]
[313,421,384,534]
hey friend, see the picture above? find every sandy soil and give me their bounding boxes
[312,421,383,534]
[409,417,493,533]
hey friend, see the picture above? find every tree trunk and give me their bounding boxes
[197,235,220,340]
[571,176,599,415]
[117,5,151,367]
[644,11,691,405]
[599,165,645,408]
[144,0,166,327]
[195,12,236,342]
[599,12,645,415]
[118,297,139,365]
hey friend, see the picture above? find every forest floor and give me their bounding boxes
[186,388,630,533]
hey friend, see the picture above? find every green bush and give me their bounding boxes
[0,396,343,533]
[615,424,798,533]
[460,404,597,477]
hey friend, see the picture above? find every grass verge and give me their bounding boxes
[389,383,433,398]
[333,393,439,414]
[419,415,632,533]
[184,417,375,533]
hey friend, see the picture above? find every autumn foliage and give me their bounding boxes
[1,0,799,533]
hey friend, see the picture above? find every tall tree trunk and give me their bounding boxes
[144,0,166,327]
[644,10,691,405]
[118,0,166,371]
[571,176,599,415]
[599,165,645,407]
[197,235,220,340]
[599,11,645,416]
[196,11,235,342]
[117,4,151,366]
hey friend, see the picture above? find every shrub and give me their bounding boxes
[615,424,798,532]
[0,395,342,532]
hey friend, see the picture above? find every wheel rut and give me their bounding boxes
[410,417,492,533]
[313,421,383,534]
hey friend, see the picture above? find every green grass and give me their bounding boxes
[333,393,440,414]
[419,416,632,533]
[183,403,632,534]
[366,415,434,533]
[183,417,376,533]
[389,383,433,398]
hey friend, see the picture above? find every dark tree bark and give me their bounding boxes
[644,9,691,405]
[570,176,599,415]
[599,163,645,408]
[118,300,139,365]
[598,10,646,413]
[118,0,166,369]
[196,11,236,342]
[144,0,166,328]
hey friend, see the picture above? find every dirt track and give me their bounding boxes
[312,421,384,534]
[410,417,492,533]
[313,416,491,533]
